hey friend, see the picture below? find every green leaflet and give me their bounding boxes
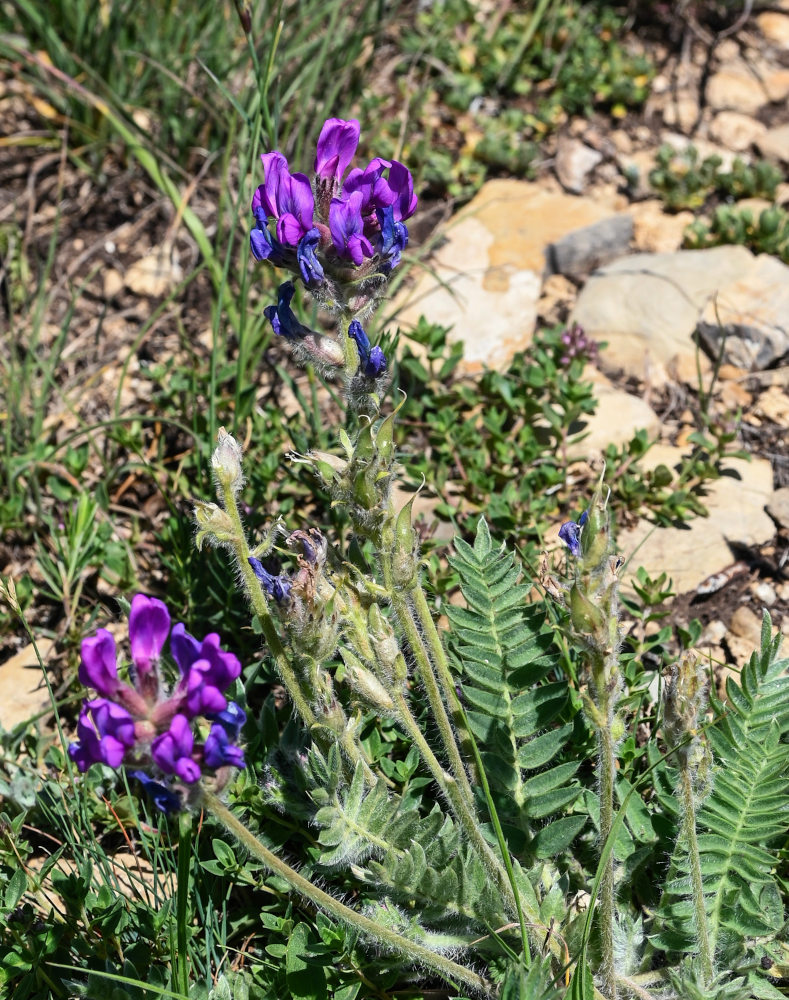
[656,613,789,968]
[447,518,584,857]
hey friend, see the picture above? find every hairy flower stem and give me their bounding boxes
[218,478,317,729]
[598,719,617,1000]
[679,766,713,983]
[391,689,520,922]
[204,792,496,998]
[410,585,479,771]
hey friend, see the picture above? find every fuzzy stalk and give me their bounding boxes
[597,715,617,1000]
[679,766,713,983]
[390,689,520,923]
[216,476,317,729]
[203,791,496,998]
[410,584,479,771]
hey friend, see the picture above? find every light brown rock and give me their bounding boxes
[767,485,789,530]
[755,123,789,164]
[125,244,183,298]
[566,371,661,459]
[764,68,789,102]
[103,268,124,300]
[709,111,767,152]
[555,136,603,194]
[0,639,55,731]
[730,605,763,643]
[571,245,755,383]
[754,385,789,423]
[707,69,766,114]
[628,200,694,253]
[618,455,775,595]
[757,11,789,47]
[392,180,620,371]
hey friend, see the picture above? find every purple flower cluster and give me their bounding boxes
[558,323,599,369]
[69,595,246,811]
[250,117,416,289]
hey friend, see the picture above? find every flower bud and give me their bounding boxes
[569,582,604,635]
[193,501,238,550]
[211,428,244,496]
[340,648,395,711]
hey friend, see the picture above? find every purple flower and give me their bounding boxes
[79,629,122,698]
[210,701,246,742]
[375,206,408,272]
[129,771,182,814]
[296,228,325,286]
[69,595,246,807]
[559,510,588,557]
[343,157,392,216]
[264,281,311,340]
[170,623,242,693]
[383,161,418,221]
[152,714,201,784]
[250,208,289,264]
[349,319,387,378]
[249,557,292,603]
[315,118,360,184]
[204,723,245,769]
[69,698,135,772]
[329,191,374,264]
[129,594,170,676]
[252,151,314,246]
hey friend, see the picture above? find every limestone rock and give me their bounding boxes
[570,245,754,382]
[618,455,775,595]
[125,244,183,298]
[392,180,620,371]
[696,254,789,370]
[566,373,660,458]
[546,215,633,280]
[767,485,789,531]
[628,200,694,253]
[707,68,767,115]
[555,136,603,194]
[709,111,767,152]
[0,639,55,731]
[757,11,789,48]
[755,123,789,164]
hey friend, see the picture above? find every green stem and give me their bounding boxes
[597,722,617,1000]
[175,811,192,997]
[203,792,495,998]
[391,690,519,922]
[410,585,478,771]
[679,766,713,984]
[219,478,316,729]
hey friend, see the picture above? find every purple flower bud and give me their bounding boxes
[250,209,288,264]
[129,594,170,677]
[210,701,246,741]
[69,698,135,772]
[248,556,292,603]
[375,205,408,272]
[329,191,374,264]
[203,723,245,769]
[296,228,325,286]
[315,118,360,184]
[559,510,588,558]
[151,714,201,784]
[264,281,312,340]
[349,319,387,378]
[129,771,182,813]
[79,629,121,698]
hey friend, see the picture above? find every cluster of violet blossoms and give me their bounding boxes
[69,595,245,812]
[250,118,417,383]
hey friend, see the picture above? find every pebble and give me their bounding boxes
[752,581,777,606]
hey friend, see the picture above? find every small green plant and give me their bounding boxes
[684,204,789,263]
[648,145,782,212]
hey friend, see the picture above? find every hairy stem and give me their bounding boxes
[679,766,713,983]
[204,792,496,998]
[598,721,617,1000]
[219,478,317,729]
